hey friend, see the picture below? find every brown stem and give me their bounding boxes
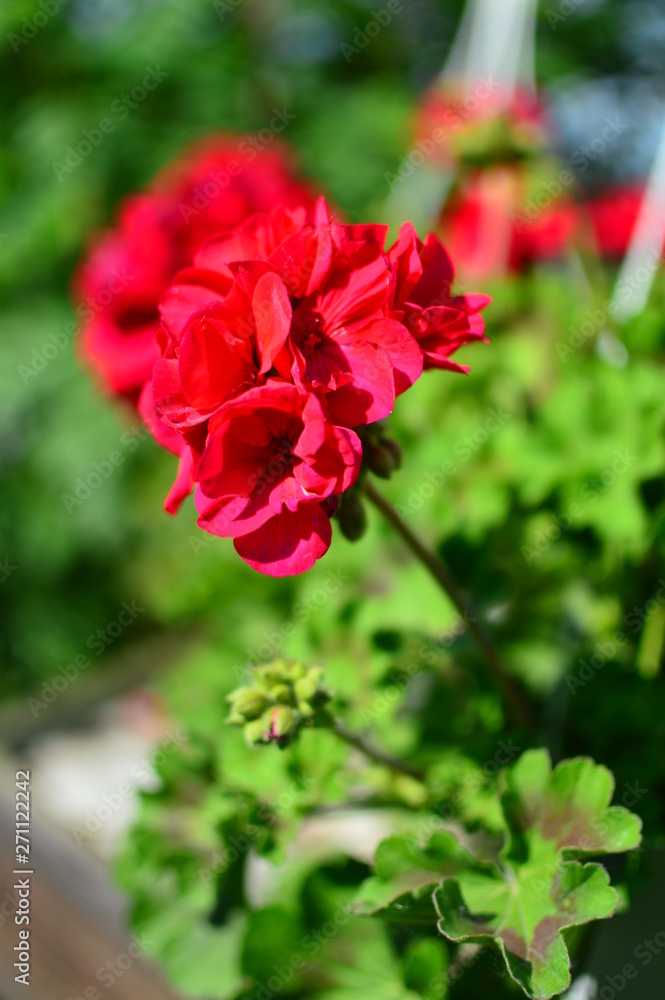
[363,478,536,731]
[332,719,424,781]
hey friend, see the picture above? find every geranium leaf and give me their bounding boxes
[434,749,642,999]
[353,831,473,918]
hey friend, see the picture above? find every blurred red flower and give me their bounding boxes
[74,136,317,401]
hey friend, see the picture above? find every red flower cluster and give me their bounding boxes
[413,80,576,278]
[149,198,489,575]
[583,184,663,258]
[74,136,316,402]
[439,169,576,278]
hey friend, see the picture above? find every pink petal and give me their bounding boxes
[324,338,396,426]
[233,504,332,576]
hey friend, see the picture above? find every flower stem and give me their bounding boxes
[332,718,424,781]
[363,478,536,731]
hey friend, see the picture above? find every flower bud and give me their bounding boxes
[366,441,398,479]
[244,718,268,746]
[226,658,333,745]
[271,683,293,704]
[269,706,297,740]
[337,490,367,541]
[227,688,270,720]
[294,675,318,702]
[382,437,402,470]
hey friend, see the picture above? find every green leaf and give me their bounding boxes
[434,749,643,1000]
[402,938,448,1000]
[353,832,473,918]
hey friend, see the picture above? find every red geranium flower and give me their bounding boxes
[74,136,317,402]
[156,199,425,431]
[145,195,489,575]
[194,382,361,576]
[388,221,490,371]
[581,184,661,258]
[438,169,576,278]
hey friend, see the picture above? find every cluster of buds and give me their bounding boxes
[227,660,332,747]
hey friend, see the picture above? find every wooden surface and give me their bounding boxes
[0,756,183,1000]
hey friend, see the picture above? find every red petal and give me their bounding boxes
[317,243,390,331]
[269,224,333,298]
[179,306,256,412]
[294,421,362,496]
[164,447,194,514]
[360,317,423,396]
[324,340,396,426]
[138,380,182,455]
[233,504,332,576]
[252,272,293,375]
[159,267,232,342]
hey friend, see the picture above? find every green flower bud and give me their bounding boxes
[382,437,402,471]
[227,688,270,720]
[366,441,397,479]
[285,661,307,681]
[259,664,288,685]
[337,490,367,541]
[244,718,268,746]
[227,659,333,746]
[271,683,293,704]
[294,675,318,702]
[269,705,297,739]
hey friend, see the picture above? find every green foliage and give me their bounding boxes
[355,750,641,999]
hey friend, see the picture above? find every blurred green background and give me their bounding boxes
[2,0,664,703]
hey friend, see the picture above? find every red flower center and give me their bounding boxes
[290,305,326,358]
